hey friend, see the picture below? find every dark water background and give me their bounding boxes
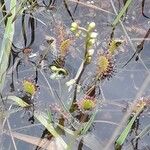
[0,0,150,149]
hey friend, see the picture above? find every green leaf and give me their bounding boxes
[3,96,67,148]
[46,110,52,124]
[34,111,67,149]
[115,114,137,149]
[112,0,133,27]
[115,100,146,149]
[6,96,30,107]
[56,123,75,136]
[80,110,97,135]
[0,0,16,92]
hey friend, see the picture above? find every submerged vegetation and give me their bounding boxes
[0,0,150,150]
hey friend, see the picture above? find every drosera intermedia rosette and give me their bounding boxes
[82,39,123,98]
[22,79,38,97]
[95,38,123,81]
[48,22,75,80]
[73,96,97,123]
[76,96,96,113]
[96,51,116,80]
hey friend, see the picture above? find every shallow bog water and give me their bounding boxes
[0,0,150,150]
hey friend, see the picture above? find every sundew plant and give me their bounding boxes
[0,0,150,150]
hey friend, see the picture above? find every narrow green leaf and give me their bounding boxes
[115,100,146,149]
[34,111,67,149]
[6,96,30,107]
[112,0,133,27]
[115,114,137,149]
[0,0,16,92]
[46,110,52,124]
[56,123,75,136]
[80,110,97,135]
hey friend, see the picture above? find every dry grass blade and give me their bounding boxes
[68,0,115,15]
[135,124,150,140]
[6,96,30,107]
[6,119,17,150]
[4,130,65,150]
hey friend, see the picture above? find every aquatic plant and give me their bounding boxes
[115,97,149,149]
[76,96,96,112]
[96,52,115,80]
[0,0,150,150]
[0,0,16,92]
[108,39,123,55]
[67,21,97,83]
[22,79,38,96]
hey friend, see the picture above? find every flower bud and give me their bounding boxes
[88,49,94,56]
[50,65,58,72]
[71,22,78,29]
[70,22,78,32]
[70,27,76,32]
[88,38,96,45]
[87,22,96,31]
[90,32,98,39]
[87,39,95,49]
[75,30,81,37]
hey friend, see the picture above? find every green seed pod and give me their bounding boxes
[71,22,78,29]
[85,55,92,64]
[75,30,81,37]
[70,27,76,33]
[85,49,94,64]
[87,22,96,32]
[70,22,78,33]
[87,39,96,48]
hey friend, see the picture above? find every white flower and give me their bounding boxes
[88,49,94,56]
[66,79,76,86]
[90,32,98,39]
